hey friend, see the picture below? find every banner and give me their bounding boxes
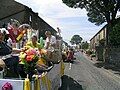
[0,79,24,90]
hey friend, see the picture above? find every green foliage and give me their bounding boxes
[90,54,96,57]
[70,35,83,45]
[85,49,92,55]
[109,22,120,46]
[62,0,120,25]
[81,41,89,49]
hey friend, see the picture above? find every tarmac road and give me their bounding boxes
[59,52,120,90]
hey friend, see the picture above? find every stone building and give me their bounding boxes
[90,25,107,61]
[90,22,120,66]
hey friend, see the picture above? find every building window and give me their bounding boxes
[29,15,32,22]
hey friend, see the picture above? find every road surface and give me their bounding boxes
[59,51,120,90]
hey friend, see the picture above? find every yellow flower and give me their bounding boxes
[19,52,26,59]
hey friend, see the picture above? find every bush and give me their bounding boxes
[85,50,92,55]
[90,54,96,57]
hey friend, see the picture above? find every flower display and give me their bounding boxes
[19,48,40,77]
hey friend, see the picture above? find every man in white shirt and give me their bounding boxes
[44,31,56,49]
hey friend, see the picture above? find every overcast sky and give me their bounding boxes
[15,0,105,43]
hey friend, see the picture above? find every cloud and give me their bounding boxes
[24,0,87,18]
[15,0,104,42]
[15,0,87,22]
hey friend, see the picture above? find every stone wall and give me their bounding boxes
[109,47,120,65]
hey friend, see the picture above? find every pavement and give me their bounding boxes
[82,51,120,82]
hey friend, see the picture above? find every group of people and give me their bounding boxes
[62,48,74,62]
[23,31,57,50]
[0,28,58,78]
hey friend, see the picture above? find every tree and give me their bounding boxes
[62,0,120,62]
[81,41,89,49]
[62,0,120,26]
[109,21,120,46]
[62,0,120,45]
[70,35,83,45]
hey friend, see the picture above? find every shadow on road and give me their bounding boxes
[59,75,83,90]
[94,62,120,72]
[63,60,80,65]
[94,62,105,68]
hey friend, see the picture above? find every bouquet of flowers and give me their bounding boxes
[19,48,40,77]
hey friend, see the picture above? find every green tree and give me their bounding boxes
[70,35,83,45]
[109,21,120,46]
[62,0,120,62]
[62,0,120,45]
[81,41,89,49]
[62,0,120,26]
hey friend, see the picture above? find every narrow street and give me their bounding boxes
[60,51,120,90]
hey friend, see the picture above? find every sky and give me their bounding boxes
[15,0,105,43]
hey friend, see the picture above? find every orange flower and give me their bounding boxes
[26,55,34,62]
